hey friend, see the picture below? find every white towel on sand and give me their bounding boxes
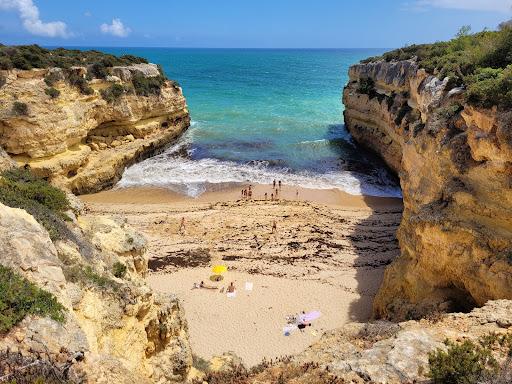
[245,282,253,291]
[227,291,237,298]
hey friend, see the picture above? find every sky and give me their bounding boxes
[0,0,511,48]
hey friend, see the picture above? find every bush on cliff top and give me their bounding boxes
[132,73,166,96]
[428,333,512,384]
[0,44,147,71]
[0,168,71,240]
[362,23,512,108]
[100,83,129,103]
[0,265,65,334]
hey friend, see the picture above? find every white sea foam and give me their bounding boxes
[117,121,402,198]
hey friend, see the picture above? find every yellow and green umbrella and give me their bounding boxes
[212,265,227,274]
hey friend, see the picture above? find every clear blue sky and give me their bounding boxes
[0,0,511,48]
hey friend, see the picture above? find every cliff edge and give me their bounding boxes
[0,46,189,194]
[343,58,512,320]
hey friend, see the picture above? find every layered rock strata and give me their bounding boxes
[0,64,189,194]
[343,60,512,320]
[0,202,192,383]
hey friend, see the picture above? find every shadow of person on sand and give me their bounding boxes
[324,123,404,322]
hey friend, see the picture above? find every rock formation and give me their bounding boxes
[292,300,512,383]
[343,59,512,320]
[0,64,189,194]
[0,202,192,383]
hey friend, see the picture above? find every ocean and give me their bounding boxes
[94,48,401,197]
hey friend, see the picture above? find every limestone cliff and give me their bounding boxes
[343,59,512,320]
[0,201,192,383]
[0,64,189,194]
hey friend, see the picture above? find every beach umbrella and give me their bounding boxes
[212,265,227,274]
[303,311,322,322]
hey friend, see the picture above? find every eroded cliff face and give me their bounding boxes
[0,64,189,194]
[343,60,512,320]
[0,202,192,383]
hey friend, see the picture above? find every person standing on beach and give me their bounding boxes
[179,217,186,235]
[272,220,277,234]
[271,193,274,201]
[248,189,252,200]
[278,180,282,189]
[296,189,299,200]
[273,179,276,189]
[275,189,279,200]
[264,192,268,200]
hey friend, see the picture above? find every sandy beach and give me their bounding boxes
[81,185,402,366]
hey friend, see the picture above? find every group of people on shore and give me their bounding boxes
[242,180,299,202]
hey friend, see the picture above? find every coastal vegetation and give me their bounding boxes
[132,72,166,96]
[100,83,128,103]
[0,265,65,334]
[363,23,512,108]
[0,168,70,240]
[45,87,60,99]
[0,44,147,71]
[11,101,28,116]
[428,333,512,384]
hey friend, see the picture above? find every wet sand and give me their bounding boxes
[81,185,403,366]
[81,184,402,209]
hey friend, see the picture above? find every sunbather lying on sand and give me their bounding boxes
[192,281,218,290]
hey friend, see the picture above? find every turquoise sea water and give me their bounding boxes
[94,48,400,197]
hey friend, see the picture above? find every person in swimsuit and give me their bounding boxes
[179,217,186,234]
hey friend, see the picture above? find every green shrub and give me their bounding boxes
[0,168,71,240]
[112,261,127,278]
[0,265,65,333]
[364,25,512,109]
[0,44,148,70]
[101,83,126,103]
[0,55,13,70]
[44,71,62,86]
[89,62,109,79]
[11,101,28,116]
[45,87,60,99]
[132,73,165,96]
[428,339,498,384]
[66,71,94,95]
[63,264,119,291]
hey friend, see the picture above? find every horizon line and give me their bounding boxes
[41,45,393,50]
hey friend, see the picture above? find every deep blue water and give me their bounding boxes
[89,48,400,197]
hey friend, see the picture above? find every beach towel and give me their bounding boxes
[227,291,237,298]
[245,282,253,291]
[283,324,297,336]
[303,311,321,322]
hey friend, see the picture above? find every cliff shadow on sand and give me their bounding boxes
[324,123,404,322]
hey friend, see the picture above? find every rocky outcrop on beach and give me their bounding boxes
[0,64,189,194]
[291,300,512,383]
[0,201,192,383]
[343,59,512,320]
